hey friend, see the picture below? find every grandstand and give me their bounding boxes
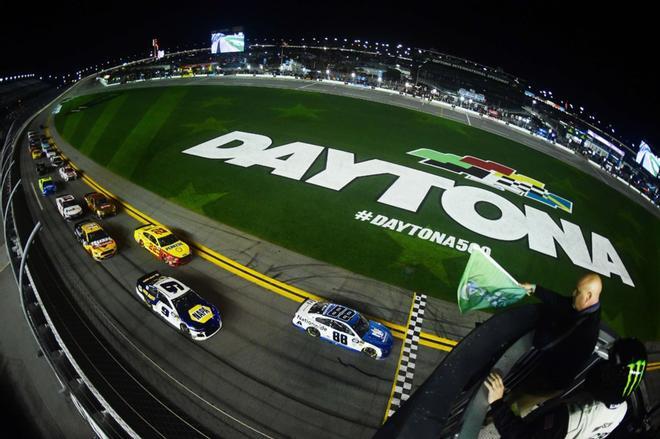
[100,37,659,207]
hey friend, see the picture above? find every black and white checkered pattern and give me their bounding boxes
[387,293,427,418]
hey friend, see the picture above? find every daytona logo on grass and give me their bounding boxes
[183,131,634,287]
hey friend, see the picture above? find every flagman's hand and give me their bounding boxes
[520,282,536,296]
[484,372,505,404]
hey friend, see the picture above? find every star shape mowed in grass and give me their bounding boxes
[181,117,232,135]
[272,103,324,120]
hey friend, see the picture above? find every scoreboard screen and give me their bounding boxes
[211,32,245,54]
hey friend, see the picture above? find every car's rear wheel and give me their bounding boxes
[138,239,144,247]
[180,324,191,338]
[306,327,320,338]
[362,347,378,359]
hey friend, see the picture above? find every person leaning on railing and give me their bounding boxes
[484,338,647,439]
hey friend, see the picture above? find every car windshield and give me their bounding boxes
[96,196,109,205]
[87,230,108,243]
[158,234,178,247]
[309,302,330,314]
[172,291,200,312]
[352,315,371,337]
[62,200,77,209]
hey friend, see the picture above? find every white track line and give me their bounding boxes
[30,183,44,210]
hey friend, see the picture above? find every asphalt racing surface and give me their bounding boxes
[23,97,421,437]
[23,75,659,438]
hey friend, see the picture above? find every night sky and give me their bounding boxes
[1,1,657,151]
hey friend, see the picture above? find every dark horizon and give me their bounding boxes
[1,1,657,152]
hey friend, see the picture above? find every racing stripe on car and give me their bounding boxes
[62,155,456,350]
[383,293,427,421]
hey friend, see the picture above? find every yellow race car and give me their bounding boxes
[134,224,192,266]
[74,221,117,260]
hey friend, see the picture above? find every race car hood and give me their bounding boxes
[178,303,221,329]
[362,321,393,350]
[162,241,190,257]
[64,206,82,216]
[98,203,115,212]
[90,237,115,248]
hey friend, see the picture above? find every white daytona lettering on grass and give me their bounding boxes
[182,131,635,287]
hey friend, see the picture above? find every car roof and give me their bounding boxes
[321,303,362,326]
[145,225,173,238]
[152,276,190,299]
[80,222,103,233]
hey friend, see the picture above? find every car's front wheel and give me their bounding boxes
[180,324,191,339]
[306,327,320,337]
[362,347,378,359]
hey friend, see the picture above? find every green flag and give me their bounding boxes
[457,248,527,313]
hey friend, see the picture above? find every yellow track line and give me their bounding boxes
[59,151,456,351]
[382,292,417,423]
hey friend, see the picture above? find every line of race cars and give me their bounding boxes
[26,129,393,356]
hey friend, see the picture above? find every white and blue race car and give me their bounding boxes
[135,272,222,341]
[292,299,393,359]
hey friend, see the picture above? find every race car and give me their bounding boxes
[292,300,393,359]
[44,147,58,159]
[58,165,78,181]
[38,177,56,196]
[35,162,51,176]
[31,148,43,159]
[134,224,192,266]
[83,192,117,218]
[73,220,117,260]
[135,271,222,340]
[50,155,65,167]
[55,194,83,220]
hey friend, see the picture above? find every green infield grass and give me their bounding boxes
[54,85,660,339]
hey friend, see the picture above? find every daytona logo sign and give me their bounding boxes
[182,131,634,287]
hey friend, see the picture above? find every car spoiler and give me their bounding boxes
[134,224,153,231]
[84,191,100,198]
[137,271,162,287]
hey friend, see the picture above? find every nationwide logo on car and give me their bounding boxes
[408,149,574,213]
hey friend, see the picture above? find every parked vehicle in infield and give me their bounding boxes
[134,224,192,266]
[73,221,117,260]
[38,177,56,196]
[83,192,117,218]
[31,148,43,159]
[50,155,65,167]
[55,194,83,220]
[58,165,78,181]
[292,300,393,359]
[35,163,52,176]
[135,271,222,340]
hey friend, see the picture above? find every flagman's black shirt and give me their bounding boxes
[532,285,601,389]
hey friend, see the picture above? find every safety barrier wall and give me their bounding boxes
[1,95,137,438]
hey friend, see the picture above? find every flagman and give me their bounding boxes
[515,273,602,410]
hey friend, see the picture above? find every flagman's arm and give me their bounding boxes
[520,282,571,308]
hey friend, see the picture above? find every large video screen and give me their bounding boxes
[636,141,660,177]
[211,32,245,54]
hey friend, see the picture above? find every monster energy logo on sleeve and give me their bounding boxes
[622,360,646,397]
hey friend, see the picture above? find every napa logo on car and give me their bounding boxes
[189,305,213,323]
